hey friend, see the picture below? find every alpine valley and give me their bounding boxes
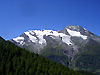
[10,25,100,74]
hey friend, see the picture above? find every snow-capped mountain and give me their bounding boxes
[10,25,100,53]
[10,25,100,73]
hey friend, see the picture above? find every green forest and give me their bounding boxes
[0,36,97,75]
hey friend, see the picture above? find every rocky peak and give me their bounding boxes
[58,25,87,36]
[65,25,100,42]
[65,25,86,32]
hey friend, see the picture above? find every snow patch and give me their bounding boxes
[50,36,56,39]
[62,36,72,45]
[14,29,73,45]
[33,30,72,45]
[13,37,25,46]
[24,31,38,43]
[67,29,87,40]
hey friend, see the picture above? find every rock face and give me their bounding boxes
[10,25,100,73]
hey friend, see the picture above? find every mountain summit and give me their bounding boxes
[10,25,100,73]
[10,25,89,53]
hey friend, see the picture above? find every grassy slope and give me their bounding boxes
[73,39,100,74]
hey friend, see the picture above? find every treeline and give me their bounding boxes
[0,37,97,75]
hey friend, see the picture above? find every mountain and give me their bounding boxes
[0,36,97,75]
[10,25,100,74]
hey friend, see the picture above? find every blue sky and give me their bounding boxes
[0,0,100,40]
